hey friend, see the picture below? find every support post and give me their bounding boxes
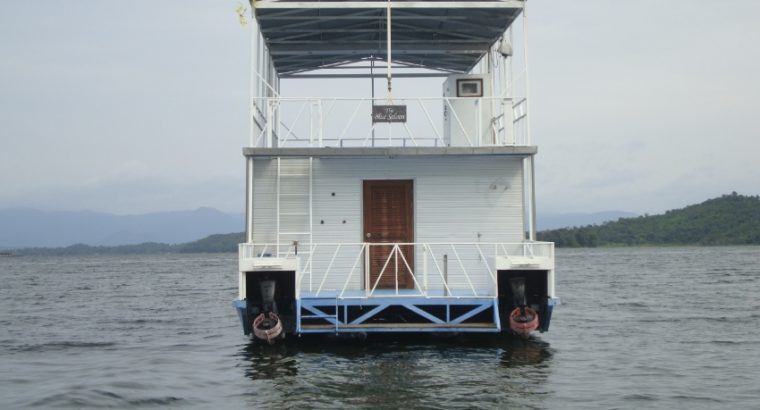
[246,158,255,243]
[529,155,537,241]
[371,58,376,146]
[522,3,532,145]
[249,8,261,147]
[266,100,274,148]
[365,244,371,297]
[386,1,392,97]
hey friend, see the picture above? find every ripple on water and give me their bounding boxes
[1,249,760,409]
[28,390,186,408]
[10,341,118,353]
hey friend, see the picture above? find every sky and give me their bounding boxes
[1,0,758,215]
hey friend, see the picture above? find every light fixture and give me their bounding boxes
[498,39,513,57]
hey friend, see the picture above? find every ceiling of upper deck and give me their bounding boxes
[254,1,523,75]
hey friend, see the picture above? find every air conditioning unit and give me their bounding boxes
[443,74,493,147]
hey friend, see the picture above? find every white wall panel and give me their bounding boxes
[251,156,525,294]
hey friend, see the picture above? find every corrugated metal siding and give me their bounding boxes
[252,156,524,294]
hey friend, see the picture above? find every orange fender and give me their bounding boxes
[252,312,283,344]
[509,307,539,336]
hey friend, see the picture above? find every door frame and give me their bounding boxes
[362,179,415,289]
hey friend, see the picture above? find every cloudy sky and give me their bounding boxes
[1,1,758,215]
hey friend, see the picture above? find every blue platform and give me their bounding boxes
[234,294,559,336]
[297,293,500,334]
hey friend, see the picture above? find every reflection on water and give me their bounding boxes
[237,336,554,408]
[500,338,553,368]
[238,343,299,380]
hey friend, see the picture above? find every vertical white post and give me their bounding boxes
[504,98,514,145]
[248,18,256,147]
[309,157,313,259]
[309,100,315,146]
[265,101,273,148]
[276,101,282,148]
[521,157,528,240]
[476,100,482,147]
[386,0,392,97]
[394,246,399,295]
[317,100,323,147]
[309,244,314,293]
[423,245,428,295]
[548,269,555,298]
[365,244,371,297]
[246,158,254,243]
[522,4,532,145]
[488,49,497,145]
[548,244,555,296]
[249,8,261,147]
[443,254,449,296]
[523,156,537,242]
[530,155,537,241]
[276,158,281,256]
[239,271,245,299]
[258,32,264,124]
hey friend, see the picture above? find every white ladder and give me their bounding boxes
[276,157,313,261]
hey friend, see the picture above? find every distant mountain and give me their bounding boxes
[13,232,245,256]
[0,208,244,249]
[538,193,760,247]
[537,211,638,230]
[179,232,245,253]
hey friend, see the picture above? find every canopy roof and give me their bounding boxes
[253,1,523,75]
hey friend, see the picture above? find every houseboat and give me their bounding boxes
[233,0,558,342]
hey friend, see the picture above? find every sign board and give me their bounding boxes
[372,105,407,123]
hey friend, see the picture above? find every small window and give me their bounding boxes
[456,79,483,97]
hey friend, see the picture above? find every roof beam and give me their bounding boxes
[268,39,490,45]
[254,1,525,10]
[281,73,450,79]
[265,26,493,43]
[268,44,488,56]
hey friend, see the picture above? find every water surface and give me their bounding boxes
[1,247,758,408]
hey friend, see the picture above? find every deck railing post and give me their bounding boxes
[309,99,317,147]
[443,254,449,296]
[317,99,323,147]
[265,100,274,148]
[423,244,428,296]
[394,245,399,295]
[477,99,482,146]
[504,97,514,145]
[364,243,370,297]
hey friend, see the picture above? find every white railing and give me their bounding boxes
[239,241,553,299]
[251,97,530,148]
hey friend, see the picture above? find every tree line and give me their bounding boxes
[537,193,760,247]
[14,233,245,256]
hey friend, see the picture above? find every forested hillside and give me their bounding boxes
[537,193,760,247]
[14,233,244,256]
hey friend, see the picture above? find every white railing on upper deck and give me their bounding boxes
[239,241,553,299]
[251,97,530,148]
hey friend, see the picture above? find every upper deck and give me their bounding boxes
[247,0,532,150]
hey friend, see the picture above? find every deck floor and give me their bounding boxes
[299,289,496,298]
[301,323,497,330]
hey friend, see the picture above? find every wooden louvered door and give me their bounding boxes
[363,180,414,290]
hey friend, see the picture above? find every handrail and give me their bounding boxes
[239,241,553,298]
[251,96,530,148]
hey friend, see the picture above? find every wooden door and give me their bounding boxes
[363,180,414,289]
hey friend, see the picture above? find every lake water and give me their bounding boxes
[1,247,759,409]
